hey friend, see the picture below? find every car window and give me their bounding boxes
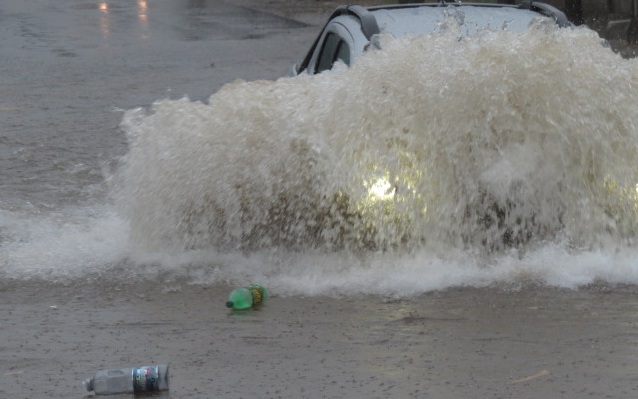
[315,32,350,73]
[335,40,350,66]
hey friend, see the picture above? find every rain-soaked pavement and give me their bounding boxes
[0,0,322,209]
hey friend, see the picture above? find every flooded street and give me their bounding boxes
[2,0,638,398]
[3,279,638,398]
[0,0,313,209]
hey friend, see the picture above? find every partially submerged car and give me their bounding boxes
[286,1,573,251]
[292,0,570,76]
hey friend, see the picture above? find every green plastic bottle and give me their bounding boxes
[225,284,268,310]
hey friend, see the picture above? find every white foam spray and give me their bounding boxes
[4,24,638,296]
[0,206,130,281]
[116,24,638,252]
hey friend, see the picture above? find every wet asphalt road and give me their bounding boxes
[0,0,317,211]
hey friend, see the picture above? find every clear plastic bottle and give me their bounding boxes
[83,364,169,395]
[226,284,268,310]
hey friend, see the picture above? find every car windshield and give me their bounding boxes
[371,5,551,37]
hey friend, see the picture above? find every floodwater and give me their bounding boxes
[0,0,312,281]
[2,1,638,398]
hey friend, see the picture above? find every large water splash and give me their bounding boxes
[115,23,638,255]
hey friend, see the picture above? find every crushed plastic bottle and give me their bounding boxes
[82,364,169,395]
[226,284,268,310]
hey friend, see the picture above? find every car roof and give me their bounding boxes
[370,5,555,37]
[296,2,570,74]
[341,2,570,40]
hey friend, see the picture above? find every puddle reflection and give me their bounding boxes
[99,2,109,39]
[94,0,306,43]
[138,0,149,38]
[98,1,150,40]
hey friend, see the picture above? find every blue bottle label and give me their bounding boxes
[132,366,159,392]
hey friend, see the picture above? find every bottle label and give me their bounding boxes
[250,286,263,306]
[132,366,159,392]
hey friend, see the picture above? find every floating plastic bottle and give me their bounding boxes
[226,284,268,310]
[82,364,169,395]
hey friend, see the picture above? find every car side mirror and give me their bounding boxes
[290,63,300,77]
[364,34,382,53]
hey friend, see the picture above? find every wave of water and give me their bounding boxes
[3,207,638,296]
[117,23,638,251]
[3,23,638,295]
[0,206,128,280]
